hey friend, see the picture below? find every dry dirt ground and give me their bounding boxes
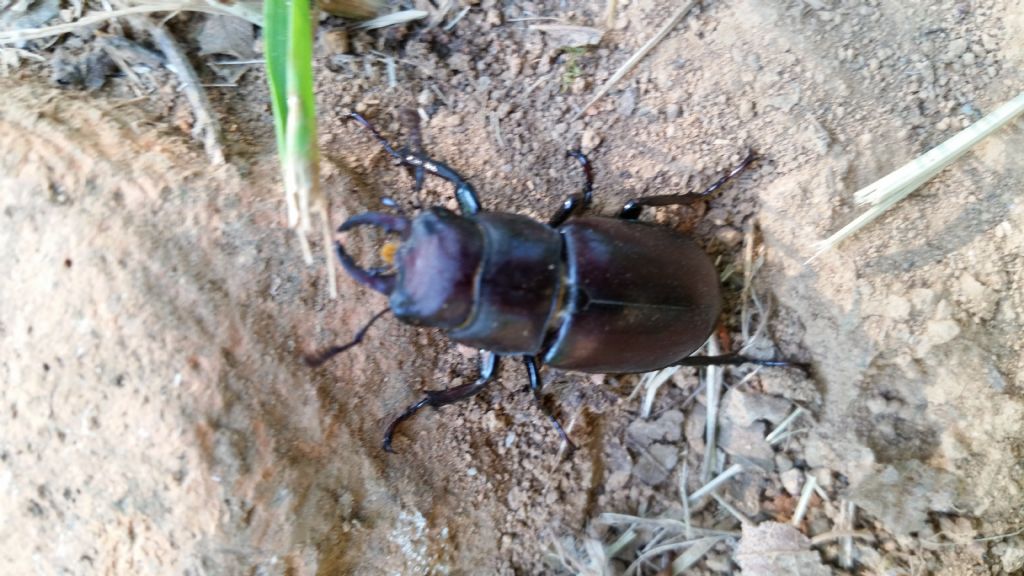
[2,0,1024,574]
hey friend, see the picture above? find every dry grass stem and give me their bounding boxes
[689,463,743,503]
[0,0,261,44]
[670,536,724,574]
[765,406,807,445]
[355,9,428,30]
[639,365,678,418]
[791,473,818,527]
[572,0,698,121]
[810,90,1024,260]
[604,0,617,29]
[711,492,752,526]
[839,500,856,568]
[443,6,470,31]
[700,335,722,481]
[596,513,739,538]
[678,462,693,540]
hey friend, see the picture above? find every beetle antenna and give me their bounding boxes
[305,307,391,367]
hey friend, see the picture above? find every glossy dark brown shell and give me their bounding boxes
[543,217,720,373]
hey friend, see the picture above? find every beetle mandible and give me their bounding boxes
[308,112,800,453]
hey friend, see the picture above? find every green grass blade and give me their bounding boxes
[263,0,289,163]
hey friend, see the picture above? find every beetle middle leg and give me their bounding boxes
[305,307,391,368]
[347,112,482,215]
[523,356,578,452]
[548,150,594,227]
[617,150,757,220]
[383,351,499,453]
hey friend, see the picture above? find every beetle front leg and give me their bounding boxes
[617,150,757,220]
[523,356,578,452]
[347,112,483,215]
[383,351,499,453]
[548,150,594,227]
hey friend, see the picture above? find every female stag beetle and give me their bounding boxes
[308,112,799,453]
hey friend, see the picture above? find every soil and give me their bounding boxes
[2,0,1024,574]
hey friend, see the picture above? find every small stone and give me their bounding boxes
[780,468,803,495]
[715,227,743,248]
[923,319,961,346]
[684,407,706,453]
[909,288,936,313]
[570,76,587,95]
[665,103,680,121]
[884,294,911,320]
[633,444,679,486]
[775,453,794,472]
[416,89,434,107]
[1001,545,1024,573]
[626,410,684,448]
[738,99,754,120]
[962,51,976,66]
[722,389,793,427]
[617,87,637,117]
[811,467,833,489]
[958,273,993,318]
[321,28,349,54]
[736,522,830,576]
[945,38,968,62]
[718,421,775,471]
[581,128,602,153]
[485,8,502,26]
[447,53,472,72]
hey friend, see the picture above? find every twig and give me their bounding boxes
[136,17,225,165]
[791,473,818,527]
[573,0,698,120]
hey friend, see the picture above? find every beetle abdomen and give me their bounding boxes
[543,217,721,373]
[448,213,564,353]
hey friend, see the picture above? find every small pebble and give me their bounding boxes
[581,128,602,153]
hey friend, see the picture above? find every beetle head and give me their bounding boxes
[337,208,483,329]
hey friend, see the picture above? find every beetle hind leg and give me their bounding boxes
[675,352,809,371]
[523,356,578,452]
[617,149,757,220]
[383,351,499,453]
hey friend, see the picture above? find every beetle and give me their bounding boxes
[308,113,799,453]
